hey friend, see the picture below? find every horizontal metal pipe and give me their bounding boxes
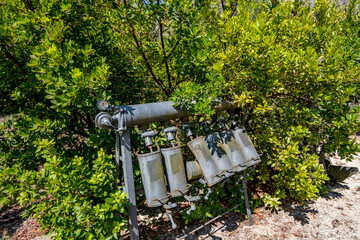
[115,101,187,128]
[103,101,238,128]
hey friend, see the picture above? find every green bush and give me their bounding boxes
[0,0,148,238]
[1,0,360,238]
[225,0,360,204]
[172,0,360,205]
[25,150,129,239]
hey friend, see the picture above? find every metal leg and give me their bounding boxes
[115,132,120,188]
[204,187,212,200]
[120,129,140,240]
[242,171,253,226]
[166,211,177,230]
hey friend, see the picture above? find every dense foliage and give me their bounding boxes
[1,0,359,238]
[219,0,360,205]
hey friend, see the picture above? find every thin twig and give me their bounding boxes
[121,0,170,96]
[166,26,182,59]
[174,76,190,88]
[111,25,137,46]
[157,0,172,90]
[0,41,28,81]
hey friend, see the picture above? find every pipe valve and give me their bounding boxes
[182,122,196,140]
[141,130,156,151]
[163,126,177,147]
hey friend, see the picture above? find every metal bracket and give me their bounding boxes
[118,108,127,133]
[199,178,207,185]
[182,122,195,140]
[201,120,211,134]
[216,116,226,130]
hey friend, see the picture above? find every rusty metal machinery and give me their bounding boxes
[94,100,260,240]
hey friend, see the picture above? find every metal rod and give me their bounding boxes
[120,129,140,240]
[242,171,254,226]
[115,132,120,188]
[148,146,153,152]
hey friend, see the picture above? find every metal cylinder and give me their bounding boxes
[161,146,189,197]
[95,101,238,129]
[232,128,261,167]
[187,136,223,187]
[186,161,203,180]
[137,151,169,207]
[218,130,248,172]
[205,133,234,178]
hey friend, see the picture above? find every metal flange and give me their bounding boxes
[95,112,113,129]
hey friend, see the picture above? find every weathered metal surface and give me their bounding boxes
[187,137,223,187]
[188,136,233,187]
[140,131,156,147]
[120,129,139,239]
[95,101,238,129]
[161,146,189,197]
[95,100,257,237]
[205,133,234,178]
[95,112,113,129]
[137,151,169,207]
[232,128,261,167]
[218,130,248,172]
[242,171,254,226]
[186,161,203,180]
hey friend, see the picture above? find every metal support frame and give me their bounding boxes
[242,171,254,225]
[120,129,139,240]
[96,100,256,239]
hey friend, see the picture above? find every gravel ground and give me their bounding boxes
[235,154,360,240]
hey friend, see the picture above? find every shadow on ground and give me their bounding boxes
[322,182,349,201]
[123,210,248,240]
[280,181,351,226]
[0,205,25,239]
[163,212,246,240]
[283,203,318,225]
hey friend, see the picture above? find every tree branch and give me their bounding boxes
[0,41,28,82]
[165,26,182,60]
[220,0,226,13]
[231,2,238,17]
[121,0,170,96]
[22,0,35,11]
[174,76,190,88]
[111,25,137,46]
[157,0,172,90]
